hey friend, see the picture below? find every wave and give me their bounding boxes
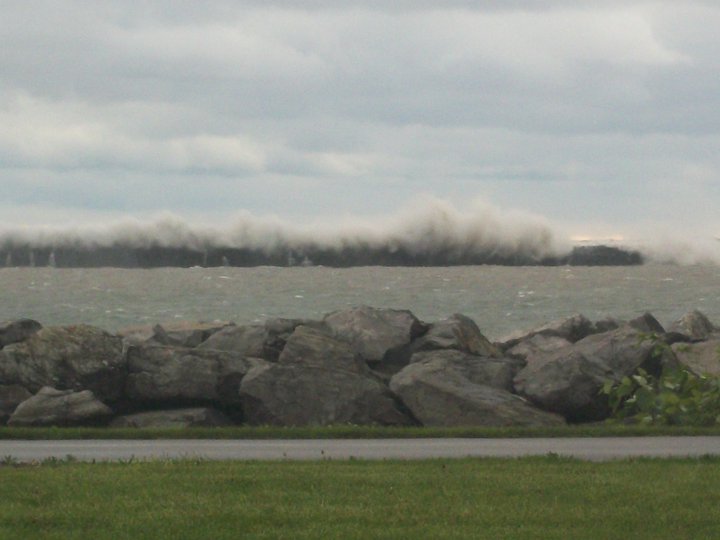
[0,198,643,267]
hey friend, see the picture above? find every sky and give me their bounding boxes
[1,0,719,250]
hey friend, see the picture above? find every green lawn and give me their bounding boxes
[3,423,720,440]
[1,457,719,539]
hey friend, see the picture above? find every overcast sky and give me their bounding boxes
[2,0,719,245]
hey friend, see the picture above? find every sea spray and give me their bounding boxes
[0,198,640,267]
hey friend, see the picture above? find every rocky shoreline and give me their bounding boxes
[1,306,715,428]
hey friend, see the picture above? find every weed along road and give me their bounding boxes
[3,437,720,462]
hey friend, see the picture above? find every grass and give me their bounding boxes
[2,423,720,440]
[1,456,719,539]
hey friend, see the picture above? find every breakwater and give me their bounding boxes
[0,243,642,268]
[0,306,712,428]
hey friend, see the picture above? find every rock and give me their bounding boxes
[197,318,324,361]
[125,345,267,407]
[0,319,42,348]
[198,324,267,356]
[505,334,572,362]
[498,314,595,350]
[411,314,500,357]
[8,387,112,427]
[390,354,564,427]
[119,320,233,347]
[323,306,427,373]
[627,312,666,334]
[237,326,404,426]
[0,325,125,402]
[263,318,325,360]
[593,317,621,334]
[514,349,615,422]
[668,310,716,342]
[240,363,413,426]
[0,384,32,424]
[110,407,234,428]
[514,319,672,422]
[409,350,520,392]
[672,339,720,376]
[278,325,366,373]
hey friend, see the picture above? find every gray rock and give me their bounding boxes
[198,324,267,356]
[412,314,500,357]
[0,384,32,424]
[278,325,367,373]
[323,306,427,372]
[0,325,125,402]
[125,345,266,407]
[110,407,234,428]
[0,319,42,348]
[668,310,716,342]
[672,339,720,376]
[498,314,594,350]
[8,387,112,427]
[119,320,233,348]
[626,312,666,334]
[592,317,621,334]
[409,350,520,392]
[506,334,572,362]
[154,321,233,348]
[390,355,564,427]
[263,318,325,360]
[514,319,672,422]
[197,318,324,361]
[240,363,413,426]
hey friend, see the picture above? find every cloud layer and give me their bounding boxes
[1,1,719,246]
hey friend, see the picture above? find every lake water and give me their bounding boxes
[1,264,719,340]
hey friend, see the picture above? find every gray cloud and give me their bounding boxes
[0,0,719,248]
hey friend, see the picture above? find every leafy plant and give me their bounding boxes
[601,331,720,425]
[602,368,720,426]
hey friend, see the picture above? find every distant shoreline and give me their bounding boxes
[0,243,642,268]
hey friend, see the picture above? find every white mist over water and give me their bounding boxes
[0,197,566,262]
[0,195,718,265]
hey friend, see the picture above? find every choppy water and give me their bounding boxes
[1,264,719,340]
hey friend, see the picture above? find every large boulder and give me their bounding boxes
[497,314,595,350]
[8,387,112,427]
[263,317,325,360]
[110,407,234,428]
[278,325,366,372]
[514,315,674,422]
[323,306,427,373]
[119,320,233,348]
[505,334,572,362]
[198,318,323,361]
[125,345,267,407]
[198,324,267,356]
[0,325,125,402]
[0,319,42,348]
[672,339,720,376]
[668,310,716,342]
[408,350,520,392]
[0,384,32,424]
[390,353,564,427]
[240,363,413,426]
[626,312,666,334]
[411,314,500,357]
[514,349,615,422]
[239,321,412,426]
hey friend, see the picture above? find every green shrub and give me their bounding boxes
[602,368,720,426]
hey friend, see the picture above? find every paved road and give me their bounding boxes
[2,437,720,462]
